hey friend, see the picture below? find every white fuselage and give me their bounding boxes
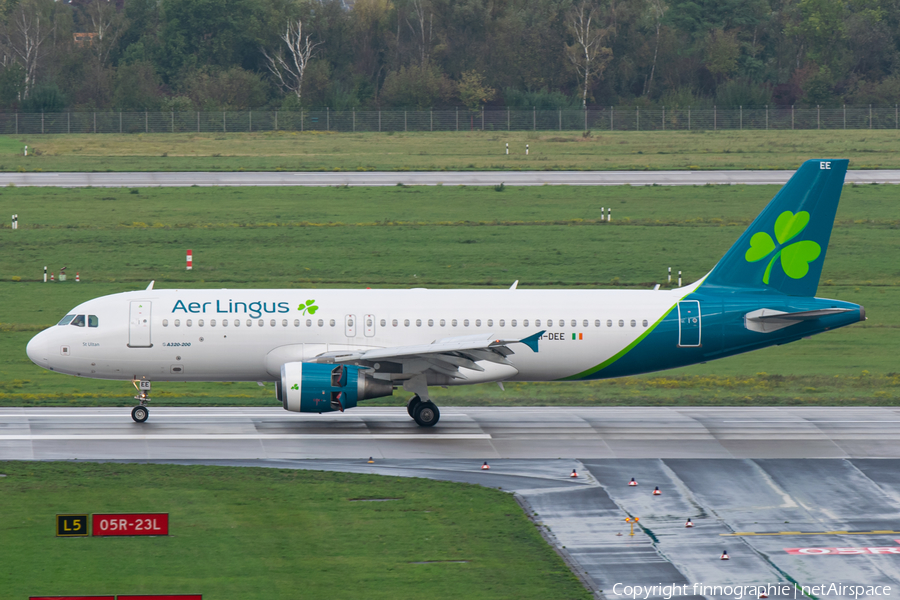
[26,285,696,384]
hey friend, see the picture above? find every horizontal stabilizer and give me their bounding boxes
[745,308,852,333]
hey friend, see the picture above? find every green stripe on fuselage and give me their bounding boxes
[559,303,677,381]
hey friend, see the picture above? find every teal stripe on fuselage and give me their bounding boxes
[561,291,863,381]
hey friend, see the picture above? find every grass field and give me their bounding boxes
[0,183,898,407]
[0,461,585,599]
[2,130,900,172]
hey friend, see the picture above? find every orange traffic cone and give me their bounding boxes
[570,469,578,478]
[652,487,661,495]
[628,478,638,486]
[367,457,374,464]
[685,518,694,528]
[481,461,490,470]
[75,272,80,282]
[720,550,729,560]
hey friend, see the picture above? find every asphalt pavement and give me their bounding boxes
[2,169,900,187]
[6,406,900,599]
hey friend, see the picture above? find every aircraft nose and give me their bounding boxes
[26,332,49,368]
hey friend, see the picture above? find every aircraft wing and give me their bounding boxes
[313,330,545,380]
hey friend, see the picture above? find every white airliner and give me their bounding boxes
[26,160,864,426]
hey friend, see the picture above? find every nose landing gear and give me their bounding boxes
[131,378,151,423]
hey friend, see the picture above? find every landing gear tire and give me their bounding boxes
[131,405,149,423]
[407,395,422,418]
[413,401,440,427]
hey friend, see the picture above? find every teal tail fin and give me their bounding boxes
[701,159,848,297]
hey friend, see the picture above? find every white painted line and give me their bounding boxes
[0,433,492,441]
[722,421,900,423]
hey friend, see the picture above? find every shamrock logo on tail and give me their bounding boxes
[745,210,821,284]
[298,299,318,315]
[290,383,299,390]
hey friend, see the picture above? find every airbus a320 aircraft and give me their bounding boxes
[26,159,864,427]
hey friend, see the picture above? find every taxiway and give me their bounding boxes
[1,169,900,187]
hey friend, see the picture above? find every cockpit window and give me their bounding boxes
[70,315,86,327]
[57,314,75,326]
[88,315,99,328]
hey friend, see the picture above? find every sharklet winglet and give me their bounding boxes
[518,330,545,353]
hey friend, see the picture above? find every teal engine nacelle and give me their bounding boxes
[277,362,393,413]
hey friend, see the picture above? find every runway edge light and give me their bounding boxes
[481,461,490,470]
[628,478,638,486]
[652,486,661,495]
[720,550,730,560]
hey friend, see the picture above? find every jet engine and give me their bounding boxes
[276,362,393,413]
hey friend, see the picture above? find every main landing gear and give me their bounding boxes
[131,378,151,423]
[407,395,440,427]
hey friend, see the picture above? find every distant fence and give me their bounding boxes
[1,106,899,134]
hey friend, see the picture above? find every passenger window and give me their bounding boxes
[523,319,529,327]
[222,319,228,327]
[211,319,216,327]
[510,319,516,327]
[607,320,612,327]
[499,319,505,327]
[271,319,276,327]
[71,315,86,327]
[595,320,601,327]
[392,319,398,327]
[404,319,410,327]
[246,319,252,327]
[535,319,541,327]
[234,319,240,327]
[198,319,204,327]
[428,319,433,327]
[282,319,288,327]
[162,319,169,327]
[546,319,552,327]
[186,319,192,327]
[583,320,588,328]
[440,319,446,327]
[416,319,422,327]
[380,319,386,327]
[451,319,458,327]
[329,319,336,327]
[464,319,470,327]
[487,319,493,327]
[88,315,99,328]
[475,319,481,327]
[618,320,624,327]
[571,320,577,327]
[318,319,324,327]
[258,319,265,327]
[58,314,75,326]
[630,320,636,327]
[642,319,649,327]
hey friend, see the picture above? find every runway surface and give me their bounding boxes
[7,406,900,599]
[112,456,900,600]
[3,406,900,460]
[2,169,900,187]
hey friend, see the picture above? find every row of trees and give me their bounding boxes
[0,0,898,112]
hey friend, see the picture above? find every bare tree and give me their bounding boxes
[2,0,55,98]
[406,0,432,67]
[642,0,667,97]
[85,0,128,67]
[566,0,613,109]
[262,19,323,104]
